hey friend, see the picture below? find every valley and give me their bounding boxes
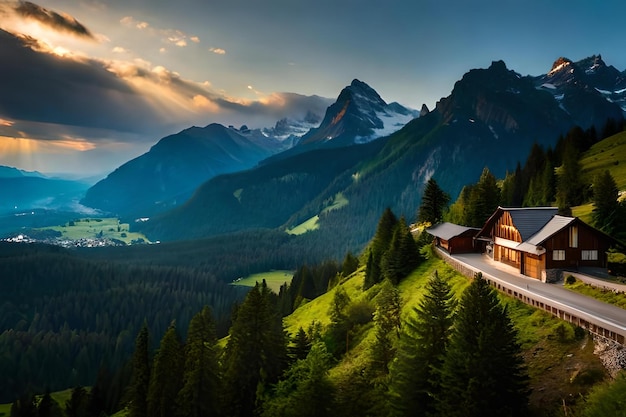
[3,53,626,416]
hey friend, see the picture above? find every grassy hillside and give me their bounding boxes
[231,270,294,293]
[284,254,607,416]
[581,130,626,191]
[0,388,73,416]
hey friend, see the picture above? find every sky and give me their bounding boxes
[1,0,626,176]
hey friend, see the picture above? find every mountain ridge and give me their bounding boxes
[137,58,623,252]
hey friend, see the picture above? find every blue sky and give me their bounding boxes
[0,0,625,175]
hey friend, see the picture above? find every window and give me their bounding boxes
[552,250,565,261]
[569,226,578,248]
[581,250,598,261]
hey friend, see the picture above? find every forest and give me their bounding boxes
[4,119,626,416]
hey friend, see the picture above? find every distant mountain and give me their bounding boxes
[262,79,418,163]
[299,79,417,145]
[81,123,285,219]
[138,59,623,252]
[0,175,88,213]
[536,55,625,125]
[0,165,45,179]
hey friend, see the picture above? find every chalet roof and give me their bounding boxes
[506,207,559,240]
[526,215,576,246]
[477,206,558,241]
[427,222,479,240]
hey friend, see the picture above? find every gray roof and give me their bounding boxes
[427,222,479,240]
[525,215,576,246]
[506,207,558,240]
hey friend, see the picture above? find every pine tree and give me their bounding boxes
[65,387,88,417]
[592,170,619,234]
[38,391,63,417]
[417,178,450,225]
[340,252,359,277]
[10,395,37,417]
[222,282,288,417]
[366,208,398,287]
[437,273,529,417]
[262,342,335,417]
[390,270,455,417]
[556,142,584,214]
[468,167,501,227]
[128,324,150,417]
[370,280,402,375]
[363,249,379,290]
[381,217,419,284]
[177,306,221,417]
[289,327,311,361]
[147,322,184,417]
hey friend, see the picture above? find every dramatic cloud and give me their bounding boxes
[0,29,158,134]
[15,1,94,39]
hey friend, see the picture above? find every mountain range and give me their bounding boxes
[80,80,416,219]
[0,167,88,214]
[135,57,624,251]
[5,55,626,257]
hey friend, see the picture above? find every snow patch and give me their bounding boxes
[595,87,613,95]
[488,125,499,140]
[541,83,557,90]
[373,110,416,137]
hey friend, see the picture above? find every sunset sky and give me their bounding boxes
[1,0,626,176]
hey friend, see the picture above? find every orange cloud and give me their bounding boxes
[192,95,220,113]
[209,47,226,55]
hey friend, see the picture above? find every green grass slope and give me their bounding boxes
[581,130,626,191]
[283,254,608,416]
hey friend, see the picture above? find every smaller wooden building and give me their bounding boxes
[427,222,480,255]
[476,207,619,280]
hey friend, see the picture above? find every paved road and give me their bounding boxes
[449,252,626,337]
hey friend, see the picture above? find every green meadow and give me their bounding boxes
[37,218,150,244]
[231,270,294,293]
[286,193,348,235]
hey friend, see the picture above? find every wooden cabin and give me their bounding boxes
[476,207,618,280]
[427,222,480,254]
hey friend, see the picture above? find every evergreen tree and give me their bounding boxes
[370,280,402,375]
[381,217,419,284]
[128,324,150,417]
[592,170,619,235]
[65,387,88,417]
[222,282,288,417]
[289,327,311,362]
[539,159,556,205]
[390,270,455,417]
[437,274,529,417]
[340,252,359,277]
[467,167,501,227]
[176,306,221,417]
[261,342,335,417]
[556,141,584,214]
[147,322,184,417]
[363,249,379,290]
[10,395,37,417]
[417,178,450,225]
[366,208,398,287]
[38,391,63,417]
[446,185,474,226]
